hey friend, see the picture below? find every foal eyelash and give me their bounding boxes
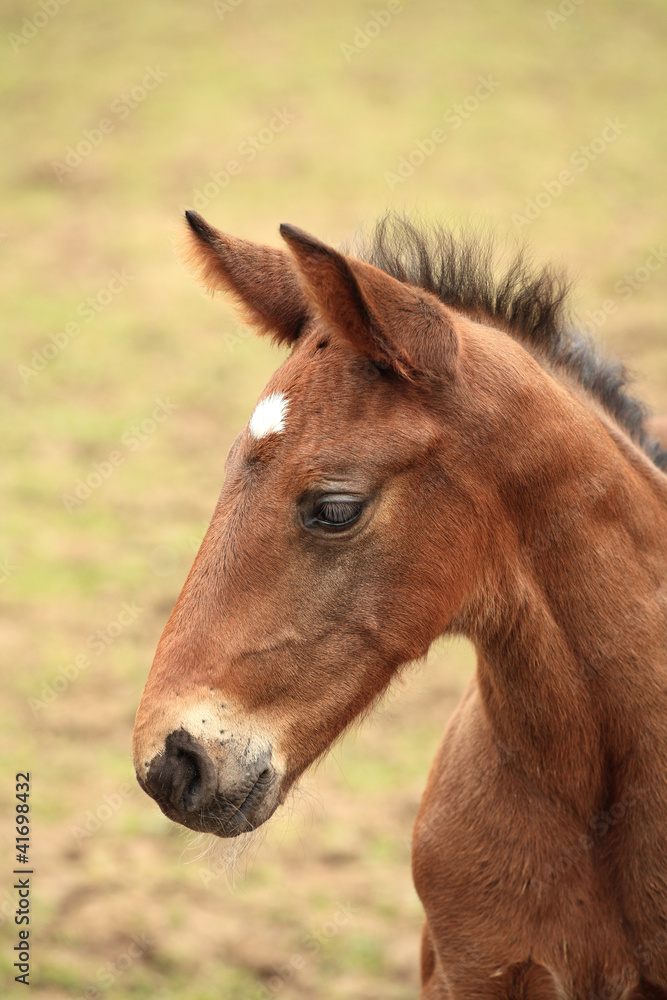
[316,500,359,524]
[304,495,364,531]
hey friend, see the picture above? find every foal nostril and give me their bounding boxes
[145,729,217,813]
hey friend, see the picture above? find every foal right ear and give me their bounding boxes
[182,210,310,345]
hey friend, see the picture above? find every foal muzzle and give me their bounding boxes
[136,727,281,837]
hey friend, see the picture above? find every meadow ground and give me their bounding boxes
[1,0,667,997]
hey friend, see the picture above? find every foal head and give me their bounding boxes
[132,212,661,837]
[133,212,475,836]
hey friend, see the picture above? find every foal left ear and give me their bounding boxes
[280,224,454,378]
[182,211,310,345]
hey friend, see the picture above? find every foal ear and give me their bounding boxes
[279,224,452,377]
[182,211,310,345]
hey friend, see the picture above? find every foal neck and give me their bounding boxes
[458,346,667,809]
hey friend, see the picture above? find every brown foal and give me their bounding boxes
[133,212,667,999]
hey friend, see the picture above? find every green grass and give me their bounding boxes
[1,0,666,996]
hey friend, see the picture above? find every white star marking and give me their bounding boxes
[249,391,289,439]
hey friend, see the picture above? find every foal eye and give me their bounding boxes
[310,497,362,530]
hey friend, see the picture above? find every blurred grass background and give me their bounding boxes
[1,0,666,997]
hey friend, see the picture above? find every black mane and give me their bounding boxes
[350,215,667,472]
